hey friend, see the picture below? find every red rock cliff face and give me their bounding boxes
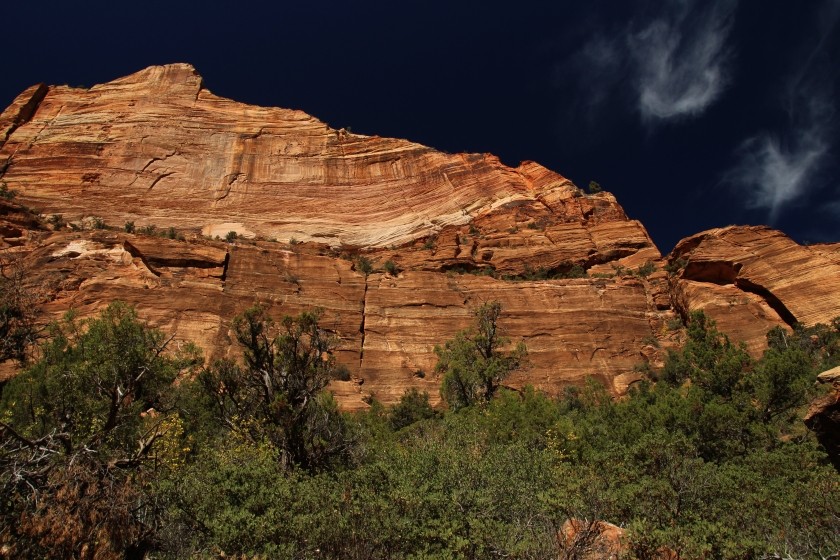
[668,226,840,355]
[2,64,838,409]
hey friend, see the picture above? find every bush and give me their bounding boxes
[665,257,688,274]
[636,261,656,277]
[383,260,400,276]
[0,303,200,557]
[0,254,39,364]
[225,230,237,243]
[389,388,438,430]
[0,182,17,200]
[354,255,373,275]
[123,220,135,233]
[588,180,602,194]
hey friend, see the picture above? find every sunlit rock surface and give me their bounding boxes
[2,65,839,409]
[669,226,840,355]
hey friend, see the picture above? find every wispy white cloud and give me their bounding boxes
[728,120,829,223]
[567,0,737,124]
[727,2,839,222]
[629,1,736,121]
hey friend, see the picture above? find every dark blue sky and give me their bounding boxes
[3,0,838,252]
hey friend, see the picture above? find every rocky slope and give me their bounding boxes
[2,64,839,409]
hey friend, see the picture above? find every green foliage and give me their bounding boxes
[354,255,373,275]
[489,264,588,281]
[635,260,656,277]
[660,311,751,397]
[437,301,526,410]
[383,259,399,276]
[0,255,38,364]
[665,257,688,274]
[4,300,838,558]
[165,226,178,239]
[198,305,352,471]
[388,388,438,430]
[225,230,237,242]
[0,182,17,200]
[139,223,157,235]
[123,220,135,233]
[587,180,602,194]
[0,302,199,557]
[91,216,106,229]
[157,436,327,558]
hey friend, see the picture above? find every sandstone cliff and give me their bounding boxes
[668,226,840,355]
[2,64,839,409]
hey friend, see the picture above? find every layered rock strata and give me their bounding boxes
[2,65,839,410]
[668,226,840,355]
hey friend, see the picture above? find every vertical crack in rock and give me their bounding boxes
[0,83,49,150]
[359,275,368,369]
[220,252,230,283]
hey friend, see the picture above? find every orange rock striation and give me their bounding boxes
[668,226,840,355]
[2,65,839,409]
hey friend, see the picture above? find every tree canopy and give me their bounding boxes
[436,301,526,410]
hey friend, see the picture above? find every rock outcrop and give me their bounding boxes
[2,64,839,410]
[668,226,840,355]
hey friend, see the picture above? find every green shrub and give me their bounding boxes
[383,260,399,276]
[197,305,353,471]
[636,261,656,277]
[0,182,17,200]
[0,303,200,557]
[123,220,135,233]
[354,255,373,275]
[665,257,688,274]
[225,230,237,243]
[389,388,438,430]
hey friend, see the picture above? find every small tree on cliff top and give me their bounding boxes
[436,301,526,410]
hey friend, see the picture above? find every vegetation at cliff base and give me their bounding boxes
[1,303,838,559]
